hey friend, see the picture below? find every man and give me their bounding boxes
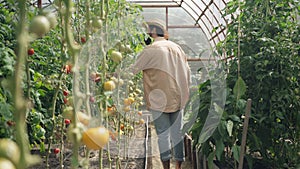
[131,19,191,169]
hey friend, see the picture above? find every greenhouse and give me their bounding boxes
[0,0,299,169]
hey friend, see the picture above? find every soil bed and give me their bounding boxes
[29,127,147,169]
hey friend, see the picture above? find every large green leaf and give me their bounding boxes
[233,76,247,100]
[198,103,223,144]
[215,139,225,161]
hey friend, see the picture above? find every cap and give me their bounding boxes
[146,19,167,35]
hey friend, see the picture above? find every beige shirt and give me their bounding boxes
[131,37,191,112]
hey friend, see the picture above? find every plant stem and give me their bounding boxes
[84,0,91,41]
[63,0,82,168]
[99,148,103,169]
[14,0,39,168]
[25,56,31,98]
[45,73,64,168]
[60,117,65,169]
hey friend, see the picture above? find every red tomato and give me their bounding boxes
[120,124,125,131]
[64,119,71,125]
[6,121,15,126]
[64,65,72,74]
[81,37,86,43]
[53,148,60,154]
[28,48,34,55]
[90,96,95,103]
[63,90,69,96]
[63,97,68,104]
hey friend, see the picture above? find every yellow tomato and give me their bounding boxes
[139,119,145,125]
[123,106,130,112]
[128,97,135,103]
[124,98,131,106]
[82,126,109,150]
[137,111,143,116]
[124,97,135,106]
[103,80,116,91]
[135,89,142,94]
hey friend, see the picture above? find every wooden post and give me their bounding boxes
[184,133,193,161]
[38,0,42,8]
[238,99,252,169]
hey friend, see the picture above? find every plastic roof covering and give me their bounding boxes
[38,0,230,60]
[128,0,230,59]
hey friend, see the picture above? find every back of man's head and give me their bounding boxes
[149,24,164,37]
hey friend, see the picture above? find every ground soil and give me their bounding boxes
[28,127,146,169]
[27,117,195,169]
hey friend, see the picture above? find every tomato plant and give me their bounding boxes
[1,0,147,168]
[0,0,17,140]
[189,0,300,168]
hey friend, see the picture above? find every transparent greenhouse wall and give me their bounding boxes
[141,8,212,59]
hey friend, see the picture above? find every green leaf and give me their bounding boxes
[233,77,247,100]
[207,151,216,169]
[232,144,240,162]
[215,139,225,160]
[0,102,12,119]
[198,103,223,144]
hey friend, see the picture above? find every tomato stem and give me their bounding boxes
[99,148,103,169]
[63,0,81,168]
[14,0,40,168]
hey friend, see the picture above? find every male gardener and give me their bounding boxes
[131,19,191,169]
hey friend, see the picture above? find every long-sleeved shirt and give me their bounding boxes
[131,37,191,112]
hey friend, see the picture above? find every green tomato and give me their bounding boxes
[0,139,20,165]
[92,18,103,29]
[29,15,50,37]
[62,106,74,119]
[0,158,15,169]
[110,51,122,63]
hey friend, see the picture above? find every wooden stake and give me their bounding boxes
[238,99,252,169]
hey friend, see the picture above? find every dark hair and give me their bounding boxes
[148,25,164,37]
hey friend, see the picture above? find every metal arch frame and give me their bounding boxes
[128,0,229,59]
[38,0,229,59]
